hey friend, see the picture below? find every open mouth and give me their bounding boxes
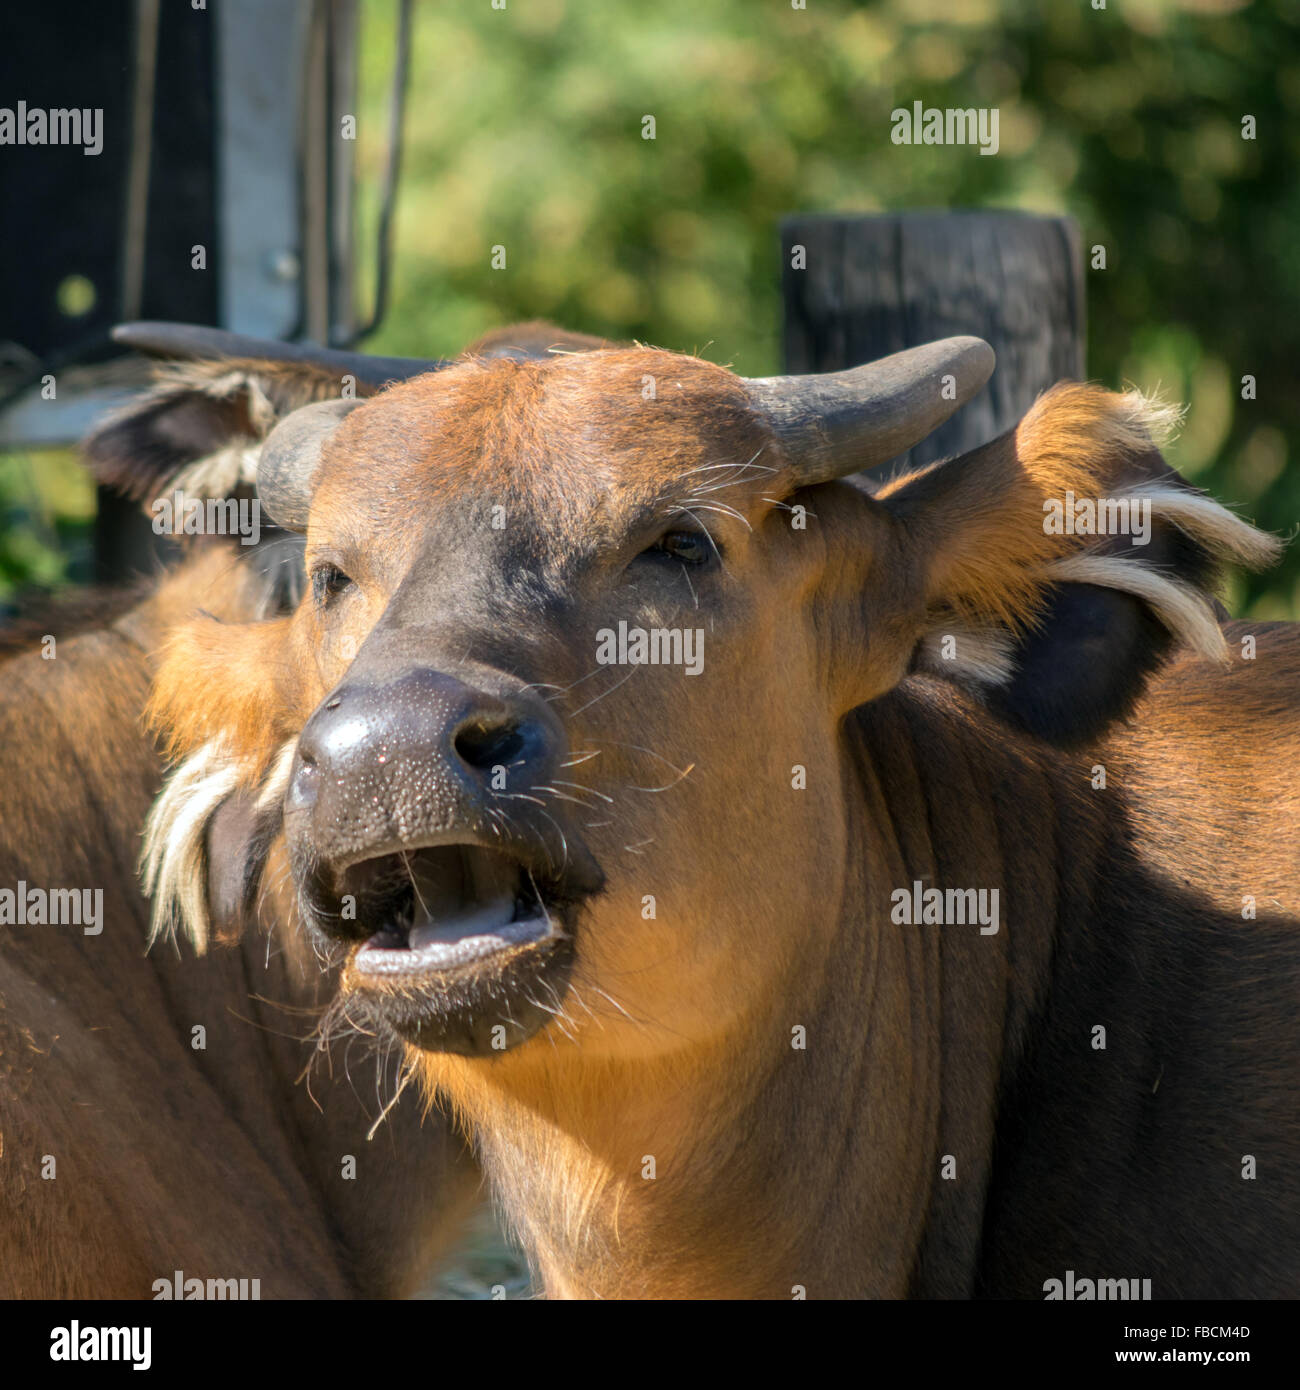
[314,837,599,1056]
[348,844,562,979]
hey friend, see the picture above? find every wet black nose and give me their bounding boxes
[294,673,544,783]
[288,669,558,861]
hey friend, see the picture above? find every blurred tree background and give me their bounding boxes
[4,0,1297,616]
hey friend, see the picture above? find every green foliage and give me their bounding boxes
[3,1,1295,617]
[0,449,94,605]
[355,0,1300,617]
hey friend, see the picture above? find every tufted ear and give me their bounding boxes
[874,383,1283,745]
[200,780,290,947]
[85,319,591,511]
[142,740,296,953]
[140,609,301,953]
[82,357,369,512]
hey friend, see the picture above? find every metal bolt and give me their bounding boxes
[266,250,300,282]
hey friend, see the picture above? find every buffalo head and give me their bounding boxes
[142,334,1275,1072]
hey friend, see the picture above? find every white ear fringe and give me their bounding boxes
[140,740,239,953]
[1039,477,1283,666]
[1047,554,1228,664]
[1109,388,1185,451]
[1126,481,1285,571]
[256,740,298,812]
[154,369,276,501]
[920,471,1281,693]
[169,443,261,501]
[915,627,1018,687]
[140,737,297,954]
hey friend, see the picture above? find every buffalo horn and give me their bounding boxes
[744,336,995,484]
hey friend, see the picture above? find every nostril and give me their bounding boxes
[454,720,527,773]
[299,745,318,770]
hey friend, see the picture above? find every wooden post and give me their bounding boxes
[781,211,1086,475]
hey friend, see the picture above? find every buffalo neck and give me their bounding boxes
[436,675,1102,1298]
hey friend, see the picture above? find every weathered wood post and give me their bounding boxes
[781,211,1086,475]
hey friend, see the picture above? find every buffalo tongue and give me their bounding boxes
[404,846,524,949]
[409,894,517,949]
[408,852,465,919]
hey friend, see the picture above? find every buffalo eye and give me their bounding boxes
[642,529,716,568]
[311,562,354,607]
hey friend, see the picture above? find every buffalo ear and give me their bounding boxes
[203,788,281,946]
[82,359,358,510]
[983,513,1239,744]
[913,526,1217,747]
[880,384,1282,746]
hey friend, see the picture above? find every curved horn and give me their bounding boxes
[111,321,448,390]
[256,399,361,532]
[744,336,995,485]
